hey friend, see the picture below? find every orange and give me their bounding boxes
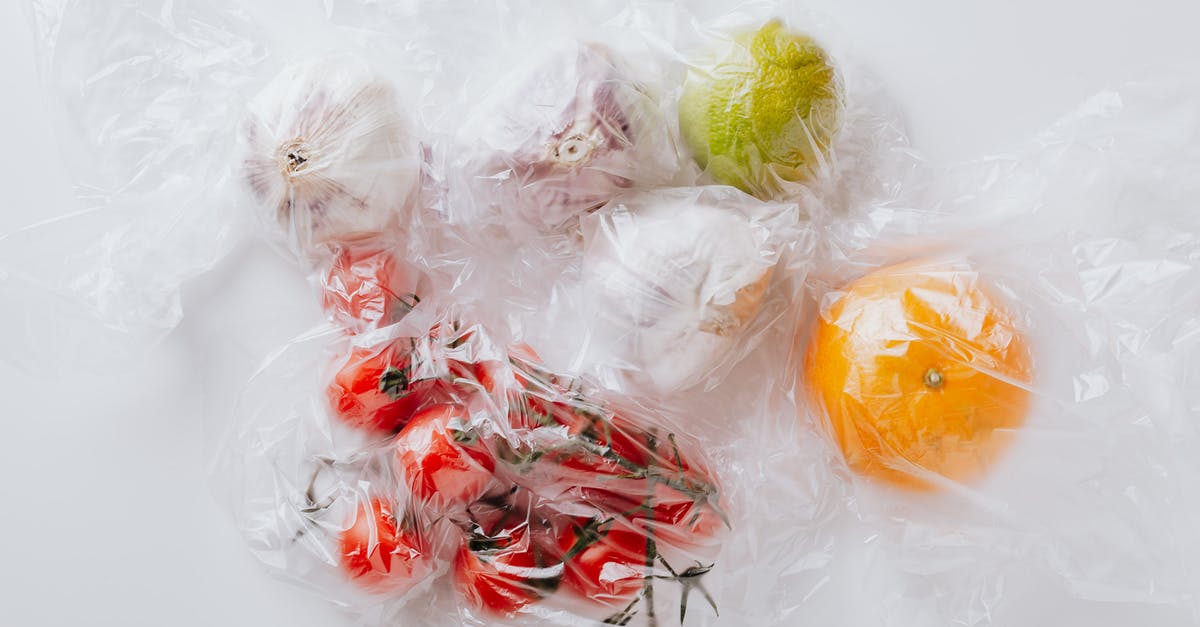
[804,262,1033,490]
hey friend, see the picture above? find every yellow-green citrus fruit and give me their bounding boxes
[679,20,842,197]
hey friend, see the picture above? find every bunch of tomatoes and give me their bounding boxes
[311,245,729,621]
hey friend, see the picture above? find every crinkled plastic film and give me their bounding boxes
[7,1,261,370]
[791,81,1200,624]
[19,1,1200,626]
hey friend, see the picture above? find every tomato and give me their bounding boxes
[463,490,530,539]
[454,545,535,616]
[427,319,533,395]
[321,247,421,332]
[394,404,498,509]
[592,414,656,470]
[565,486,646,519]
[507,393,589,433]
[561,527,647,606]
[588,413,707,480]
[429,319,477,349]
[508,342,541,366]
[447,358,506,394]
[541,413,657,481]
[648,502,725,552]
[634,484,726,551]
[562,482,704,520]
[502,410,667,510]
[338,498,431,592]
[558,466,724,552]
[453,525,563,616]
[506,342,544,388]
[327,339,462,433]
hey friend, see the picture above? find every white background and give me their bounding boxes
[1,1,1199,626]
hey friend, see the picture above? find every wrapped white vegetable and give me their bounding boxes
[29,1,1200,626]
[580,187,788,392]
[240,59,420,259]
[450,42,678,231]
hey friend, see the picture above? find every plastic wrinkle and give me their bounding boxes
[17,1,1200,626]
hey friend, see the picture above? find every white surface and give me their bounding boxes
[1,1,1199,626]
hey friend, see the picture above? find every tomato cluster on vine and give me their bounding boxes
[316,249,728,620]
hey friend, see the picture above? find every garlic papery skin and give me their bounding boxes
[240,59,419,260]
[580,188,777,392]
[453,43,677,232]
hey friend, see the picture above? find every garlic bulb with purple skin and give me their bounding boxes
[240,60,419,259]
[454,43,676,231]
[580,188,777,393]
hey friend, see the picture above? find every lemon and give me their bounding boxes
[679,20,842,197]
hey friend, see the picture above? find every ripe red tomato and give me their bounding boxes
[633,484,726,551]
[592,413,707,480]
[555,449,724,552]
[538,413,657,483]
[507,342,541,366]
[453,525,562,616]
[506,342,543,387]
[507,393,590,433]
[338,498,431,592]
[561,527,647,606]
[463,491,531,540]
[426,320,534,395]
[327,340,460,433]
[394,404,498,509]
[447,358,507,394]
[321,247,422,332]
[559,484,692,523]
[593,414,656,469]
[651,505,725,553]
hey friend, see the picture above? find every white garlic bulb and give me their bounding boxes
[580,188,777,392]
[453,43,677,231]
[240,60,419,259]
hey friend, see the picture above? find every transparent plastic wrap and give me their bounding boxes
[548,186,802,395]
[12,0,441,370]
[224,304,742,625]
[404,3,906,399]
[238,57,422,264]
[14,0,905,378]
[6,0,264,370]
[20,0,1200,626]
[445,41,680,233]
[791,80,1200,624]
[206,4,877,625]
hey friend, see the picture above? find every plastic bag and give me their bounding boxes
[5,0,263,371]
[225,300,734,624]
[789,79,1200,624]
[445,41,680,233]
[205,4,872,625]
[239,57,422,264]
[403,3,908,399]
[561,186,799,394]
[10,0,440,370]
[21,0,1200,625]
